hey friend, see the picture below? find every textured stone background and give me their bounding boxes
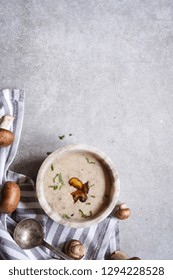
[0,0,173,259]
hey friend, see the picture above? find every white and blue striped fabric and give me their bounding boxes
[0,89,120,260]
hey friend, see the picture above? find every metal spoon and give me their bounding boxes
[13,218,72,260]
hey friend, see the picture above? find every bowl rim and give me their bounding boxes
[36,144,120,228]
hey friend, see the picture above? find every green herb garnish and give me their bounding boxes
[53,173,59,183]
[63,214,70,219]
[89,184,95,188]
[85,157,95,164]
[59,135,65,140]
[79,209,92,218]
[51,173,65,190]
[49,185,58,190]
[51,164,54,171]
[85,202,91,205]
[59,173,64,184]
[91,195,96,198]
[58,185,63,190]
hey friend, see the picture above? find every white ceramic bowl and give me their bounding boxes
[36,144,120,228]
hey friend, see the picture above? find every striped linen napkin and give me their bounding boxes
[0,89,120,260]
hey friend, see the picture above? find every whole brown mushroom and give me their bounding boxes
[64,239,86,260]
[0,181,21,214]
[0,115,14,147]
[114,203,131,220]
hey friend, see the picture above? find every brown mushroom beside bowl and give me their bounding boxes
[36,144,120,228]
[0,115,14,147]
[0,181,21,214]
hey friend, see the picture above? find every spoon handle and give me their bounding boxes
[42,240,73,260]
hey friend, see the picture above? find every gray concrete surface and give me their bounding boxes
[0,0,173,259]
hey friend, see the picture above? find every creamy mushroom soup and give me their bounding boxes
[43,151,112,222]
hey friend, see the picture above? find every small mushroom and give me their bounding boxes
[114,203,131,220]
[64,239,86,260]
[0,181,21,213]
[110,251,141,260]
[71,190,87,203]
[0,115,14,147]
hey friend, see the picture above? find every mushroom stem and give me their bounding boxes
[0,115,14,130]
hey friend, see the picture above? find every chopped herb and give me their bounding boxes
[85,157,95,164]
[51,164,54,171]
[79,209,92,218]
[91,195,96,198]
[59,173,64,184]
[51,173,64,190]
[89,184,95,188]
[58,185,63,190]
[53,173,59,183]
[59,135,65,140]
[49,185,58,190]
[85,202,91,205]
[63,214,70,219]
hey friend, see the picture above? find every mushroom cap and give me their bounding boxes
[116,208,131,220]
[0,181,21,214]
[114,203,131,220]
[0,128,14,147]
[110,250,129,260]
[64,239,86,260]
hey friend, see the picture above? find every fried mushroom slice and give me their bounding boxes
[71,190,87,203]
[69,177,83,190]
[82,182,89,194]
